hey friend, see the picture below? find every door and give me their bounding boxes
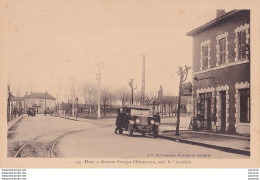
[198,93,212,130]
[220,91,226,132]
[206,98,211,130]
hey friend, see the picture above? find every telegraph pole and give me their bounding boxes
[141,55,145,105]
[57,79,61,116]
[97,63,101,119]
[128,78,137,104]
[71,78,76,116]
[176,65,191,136]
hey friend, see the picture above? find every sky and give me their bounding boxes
[6,1,222,103]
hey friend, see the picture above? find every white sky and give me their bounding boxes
[6,1,224,103]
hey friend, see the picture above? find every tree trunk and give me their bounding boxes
[176,75,183,136]
[103,103,106,117]
[169,104,171,116]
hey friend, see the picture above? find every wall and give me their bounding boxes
[191,10,250,134]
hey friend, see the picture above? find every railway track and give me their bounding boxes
[12,123,113,158]
[13,129,85,158]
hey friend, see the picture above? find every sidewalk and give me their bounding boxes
[7,114,25,130]
[57,114,251,156]
[159,116,250,156]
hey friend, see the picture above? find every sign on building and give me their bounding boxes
[182,82,192,96]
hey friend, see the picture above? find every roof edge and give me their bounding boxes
[186,10,241,36]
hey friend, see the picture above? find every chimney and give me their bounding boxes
[216,9,225,18]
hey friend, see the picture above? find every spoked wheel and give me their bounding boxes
[128,125,133,136]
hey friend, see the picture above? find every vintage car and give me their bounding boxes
[116,105,160,138]
[44,109,51,116]
[27,108,36,117]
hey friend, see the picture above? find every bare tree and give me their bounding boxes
[80,82,97,114]
[134,91,142,105]
[101,88,117,117]
[144,95,152,107]
[116,87,130,106]
[150,93,158,116]
[176,65,191,136]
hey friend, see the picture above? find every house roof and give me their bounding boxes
[186,10,241,36]
[12,96,24,101]
[24,92,56,100]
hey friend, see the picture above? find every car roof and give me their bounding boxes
[123,105,150,110]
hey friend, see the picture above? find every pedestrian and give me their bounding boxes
[114,109,122,134]
[154,112,161,123]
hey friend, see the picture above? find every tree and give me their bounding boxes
[149,93,158,116]
[80,82,97,113]
[101,89,117,117]
[134,91,142,105]
[176,65,191,136]
[144,95,152,107]
[116,87,130,106]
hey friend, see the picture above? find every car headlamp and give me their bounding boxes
[150,120,155,124]
[136,119,140,123]
[154,122,160,126]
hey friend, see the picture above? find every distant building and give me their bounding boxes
[23,92,56,114]
[154,86,192,116]
[187,10,250,134]
[7,86,23,121]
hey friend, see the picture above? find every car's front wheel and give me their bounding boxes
[128,125,133,136]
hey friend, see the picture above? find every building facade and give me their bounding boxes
[23,92,56,114]
[187,10,250,135]
[155,86,192,117]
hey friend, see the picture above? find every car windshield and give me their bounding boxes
[131,109,149,116]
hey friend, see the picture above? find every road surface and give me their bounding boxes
[8,115,247,158]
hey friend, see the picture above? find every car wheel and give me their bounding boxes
[128,125,133,136]
[153,127,159,138]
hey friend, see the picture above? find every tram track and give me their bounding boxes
[13,130,76,158]
[48,130,86,158]
[12,123,114,158]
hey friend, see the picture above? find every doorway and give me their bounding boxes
[220,91,226,132]
[199,93,212,130]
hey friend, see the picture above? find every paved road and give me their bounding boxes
[8,115,246,158]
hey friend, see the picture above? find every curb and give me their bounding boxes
[161,130,250,140]
[8,115,25,131]
[159,134,250,156]
[58,116,79,121]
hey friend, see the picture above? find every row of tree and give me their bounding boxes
[79,82,158,115]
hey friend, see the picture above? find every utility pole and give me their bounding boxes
[75,96,78,119]
[58,79,60,116]
[128,78,137,104]
[176,65,191,136]
[141,55,145,105]
[97,63,101,119]
[71,78,76,116]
